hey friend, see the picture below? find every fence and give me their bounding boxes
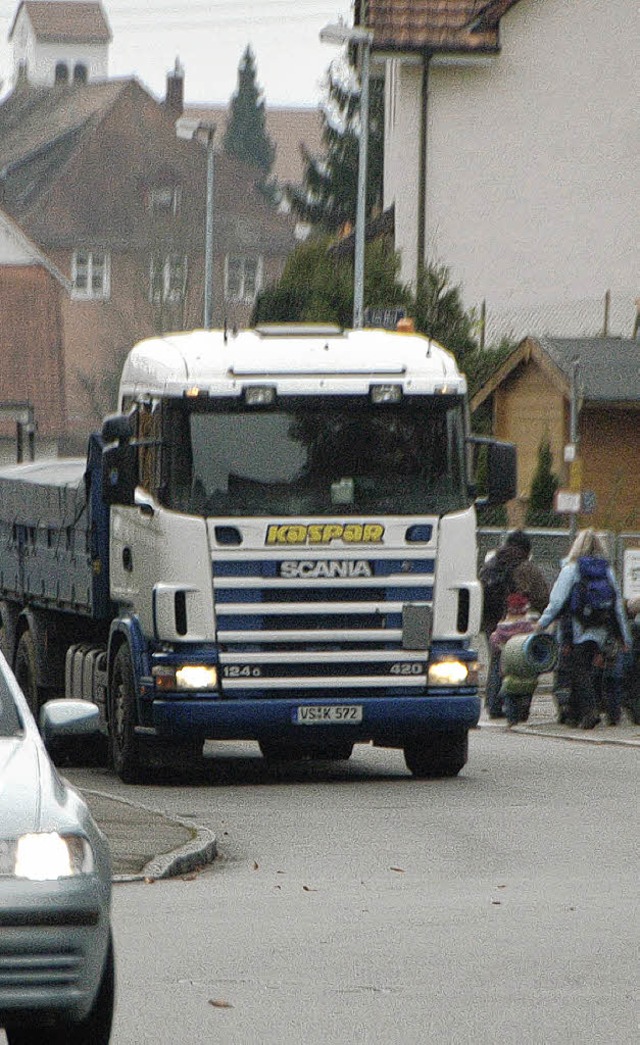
[477,528,640,594]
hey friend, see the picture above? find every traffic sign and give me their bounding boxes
[555,489,581,514]
[364,307,407,330]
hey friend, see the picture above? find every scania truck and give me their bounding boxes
[0,324,515,782]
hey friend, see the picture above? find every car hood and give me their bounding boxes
[0,733,79,838]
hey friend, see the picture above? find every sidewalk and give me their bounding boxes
[79,788,217,882]
[478,677,640,747]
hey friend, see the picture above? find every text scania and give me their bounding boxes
[280,560,374,579]
[266,523,385,546]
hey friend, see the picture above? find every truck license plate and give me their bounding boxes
[295,705,363,724]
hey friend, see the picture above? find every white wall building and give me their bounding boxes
[380,0,639,342]
[9,1,111,88]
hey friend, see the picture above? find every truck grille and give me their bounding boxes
[213,556,434,693]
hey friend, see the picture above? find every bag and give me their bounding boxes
[569,556,616,627]
[479,556,514,627]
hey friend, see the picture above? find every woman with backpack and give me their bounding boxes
[535,528,631,729]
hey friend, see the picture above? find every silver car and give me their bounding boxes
[0,651,114,1044]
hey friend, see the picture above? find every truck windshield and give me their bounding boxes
[161,396,468,517]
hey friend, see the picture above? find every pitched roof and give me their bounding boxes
[0,80,126,172]
[538,337,640,402]
[9,1,112,43]
[471,336,640,411]
[356,0,522,54]
[180,105,324,186]
[0,78,297,256]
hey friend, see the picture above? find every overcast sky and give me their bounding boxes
[0,0,354,106]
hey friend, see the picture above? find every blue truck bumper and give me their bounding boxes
[147,693,481,745]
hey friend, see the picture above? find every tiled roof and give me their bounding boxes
[9,2,112,43]
[0,78,296,255]
[0,80,128,202]
[180,105,324,186]
[356,0,522,53]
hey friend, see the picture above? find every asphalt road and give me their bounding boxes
[52,716,640,1045]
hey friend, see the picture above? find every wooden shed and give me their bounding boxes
[471,336,640,530]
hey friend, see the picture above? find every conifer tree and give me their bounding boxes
[526,435,559,526]
[290,63,384,231]
[223,46,275,178]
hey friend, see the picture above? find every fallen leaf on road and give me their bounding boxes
[491,900,501,905]
[144,877,156,885]
[390,867,405,873]
[303,885,318,891]
[209,999,233,1009]
[253,861,259,870]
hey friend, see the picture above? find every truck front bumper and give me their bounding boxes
[145,692,481,745]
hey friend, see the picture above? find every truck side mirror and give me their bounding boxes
[102,443,136,507]
[102,412,134,443]
[468,436,517,507]
[484,439,517,506]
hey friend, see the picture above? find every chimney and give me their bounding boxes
[165,57,184,115]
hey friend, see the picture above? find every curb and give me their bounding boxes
[82,788,218,883]
[478,719,640,748]
[510,724,640,748]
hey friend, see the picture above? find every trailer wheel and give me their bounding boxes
[15,631,41,718]
[403,730,469,778]
[110,645,143,784]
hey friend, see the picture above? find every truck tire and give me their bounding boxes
[403,730,469,778]
[110,645,143,784]
[14,631,41,718]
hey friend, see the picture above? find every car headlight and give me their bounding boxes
[0,833,95,881]
[153,664,218,691]
[428,659,475,686]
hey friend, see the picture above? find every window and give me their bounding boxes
[147,185,181,214]
[149,254,187,305]
[71,250,110,300]
[54,62,69,84]
[73,63,88,85]
[224,256,262,303]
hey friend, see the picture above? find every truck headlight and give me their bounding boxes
[175,665,218,690]
[0,833,95,880]
[428,659,475,686]
[153,664,218,691]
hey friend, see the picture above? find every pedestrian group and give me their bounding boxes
[480,527,637,730]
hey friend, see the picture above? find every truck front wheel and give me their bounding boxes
[403,730,469,778]
[15,631,41,718]
[110,646,142,784]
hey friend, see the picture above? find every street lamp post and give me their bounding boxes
[200,124,216,329]
[176,119,216,328]
[320,22,374,330]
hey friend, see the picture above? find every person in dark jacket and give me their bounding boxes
[481,530,549,717]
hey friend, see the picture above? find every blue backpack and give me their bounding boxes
[570,556,616,627]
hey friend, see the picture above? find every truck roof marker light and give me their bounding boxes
[370,384,402,404]
[244,385,276,406]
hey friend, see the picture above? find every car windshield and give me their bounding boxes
[159,395,469,517]
[0,674,22,736]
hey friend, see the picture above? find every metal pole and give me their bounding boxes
[569,358,580,538]
[203,127,215,329]
[353,39,370,330]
